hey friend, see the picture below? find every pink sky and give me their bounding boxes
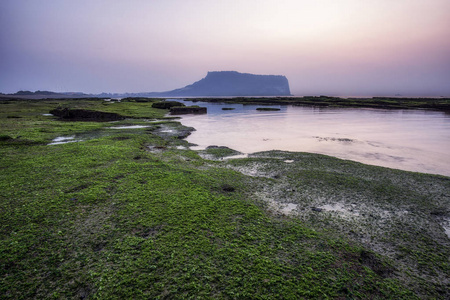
[1,0,449,96]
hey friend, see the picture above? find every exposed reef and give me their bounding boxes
[49,108,126,121]
[169,106,207,115]
[256,107,281,111]
[151,101,185,109]
[187,96,450,112]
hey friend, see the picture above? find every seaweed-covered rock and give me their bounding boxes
[151,101,185,109]
[169,106,207,115]
[49,108,125,121]
[0,134,13,141]
[256,107,281,111]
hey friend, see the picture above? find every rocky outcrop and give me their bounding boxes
[49,108,125,121]
[169,106,207,115]
[151,101,185,109]
[156,71,291,97]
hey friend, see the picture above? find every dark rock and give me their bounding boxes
[0,135,13,141]
[430,209,448,216]
[151,101,185,109]
[222,184,236,192]
[256,107,281,111]
[170,106,207,115]
[49,108,125,122]
[312,207,322,212]
[176,130,192,139]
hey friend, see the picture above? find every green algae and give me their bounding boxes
[1,98,448,299]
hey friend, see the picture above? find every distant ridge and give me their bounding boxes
[1,71,292,98]
[155,71,292,97]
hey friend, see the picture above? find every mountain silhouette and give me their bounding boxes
[154,71,291,96]
[4,71,292,98]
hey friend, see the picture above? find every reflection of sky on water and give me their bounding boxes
[179,101,450,176]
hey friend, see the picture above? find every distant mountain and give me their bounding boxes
[15,90,57,95]
[152,71,291,97]
[0,90,92,99]
[3,71,291,99]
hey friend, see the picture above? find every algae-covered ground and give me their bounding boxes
[1,98,449,299]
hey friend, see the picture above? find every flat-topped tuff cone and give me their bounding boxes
[158,71,291,97]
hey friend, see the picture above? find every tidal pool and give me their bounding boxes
[109,125,150,129]
[179,101,450,176]
[48,136,77,145]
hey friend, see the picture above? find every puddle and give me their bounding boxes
[49,136,79,145]
[42,113,53,116]
[109,125,150,129]
[284,160,294,163]
[152,124,193,140]
[159,128,176,133]
[48,131,112,145]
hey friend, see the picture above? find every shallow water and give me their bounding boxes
[48,136,78,145]
[109,125,150,129]
[48,131,111,145]
[179,101,450,176]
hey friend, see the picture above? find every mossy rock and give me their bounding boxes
[169,106,207,115]
[49,108,125,121]
[203,146,241,158]
[152,101,185,109]
[0,134,13,141]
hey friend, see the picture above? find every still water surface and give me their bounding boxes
[178,101,450,176]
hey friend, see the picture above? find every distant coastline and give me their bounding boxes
[1,93,450,112]
[1,91,448,100]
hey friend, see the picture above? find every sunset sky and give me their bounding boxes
[1,0,449,96]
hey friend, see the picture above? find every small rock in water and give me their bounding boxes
[312,207,322,212]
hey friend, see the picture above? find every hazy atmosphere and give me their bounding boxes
[1,0,449,96]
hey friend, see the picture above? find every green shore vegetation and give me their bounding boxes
[1,98,449,299]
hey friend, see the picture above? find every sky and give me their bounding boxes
[1,0,450,96]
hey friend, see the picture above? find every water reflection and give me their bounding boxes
[179,101,450,176]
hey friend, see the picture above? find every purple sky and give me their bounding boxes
[1,0,450,96]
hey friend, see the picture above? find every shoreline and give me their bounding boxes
[184,96,450,112]
[2,95,450,112]
[178,101,450,177]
